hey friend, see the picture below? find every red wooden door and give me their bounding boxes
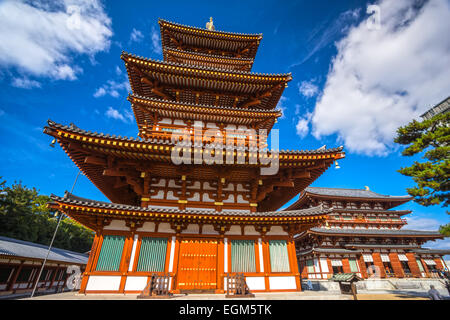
[177,238,218,290]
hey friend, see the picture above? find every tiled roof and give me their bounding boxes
[305,187,411,200]
[297,247,362,255]
[51,192,333,218]
[309,227,442,237]
[412,248,450,255]
[329,273,362,282]
[0,236,88,265]
[44,119,344,155]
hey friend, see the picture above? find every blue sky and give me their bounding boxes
[0,0,448,251]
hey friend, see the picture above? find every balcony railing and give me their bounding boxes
[329,217,407,225]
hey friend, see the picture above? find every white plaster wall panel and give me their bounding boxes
[187,192,200,201]
[168,236,176,272]
[237,125,248,130]
[236,184,248,191]
[168,179,178,188]
[223,183,234,191]
[202,193,215,202]
[173,119,185,126]
[266,226,288,236]
[159,118,172,124]
[246,277,265,291]
[136,222,156,232]
[225,225,241,235]
[187,181,201,189]
[151,190,165,199]
[236,194,249,203]
[202,224,219,235]
[181,224,200,234]
[320,258,329,273]
[269,276,297,290]
[158,223,175,233]
[104,219,129,231]
[86,276,121,291]
[151,179,166,187]
[203,182,215,190]
[222,194,235,203]
[225,124,236,130]
[128,235,139,271]
[166,191,178,200]
[124,276,148,291]
[206,122,218,128]
[244,225,259,235]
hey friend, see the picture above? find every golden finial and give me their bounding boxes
[206,17,215,31]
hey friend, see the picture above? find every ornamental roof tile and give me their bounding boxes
[51,192,332,218]
[308,227,442,237]
[0,236,88,265]
[304,187,412,200]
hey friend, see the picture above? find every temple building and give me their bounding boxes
[44,19,345,294]
[289,187,449,283]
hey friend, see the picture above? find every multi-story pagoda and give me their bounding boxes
[44,19,344,294]
[290,187,449,284]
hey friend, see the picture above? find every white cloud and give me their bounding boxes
[298,81,319,98]
[105,106,133,123]
[130,28,144,43]
[296,112,313,138]
[11,77,41,89]
[93,79,130,98]
[312,0,450,155]
[151,26,162,55]
[276,96,288,119]
[311,0,450,156]
[404,216,441,231]
[0,0,112,82]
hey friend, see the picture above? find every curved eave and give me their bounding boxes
[159,19,262,59]
[306,228,444,239]
[286,191,412,211]
[129,95,280,130]
[50,193,330,231]
[122,52,291,110]
[163,48,254,72]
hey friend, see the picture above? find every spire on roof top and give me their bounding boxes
[206,17,215,31]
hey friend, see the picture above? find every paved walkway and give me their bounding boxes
[19,290,448,300]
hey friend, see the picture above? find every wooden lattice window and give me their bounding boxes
[96,235,125,271]
[231,240,256,273]
[136,237,168,272]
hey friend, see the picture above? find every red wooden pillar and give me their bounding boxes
[434,258,444,270]
[342,258,351,273]
[48,266,59,291]
[358,255,368,278]
[7,261,24,292]
[420,257,430,277]
[406,253,421,278]
[287,238,301,291]
[216,236,225,294]
[80,233,101,294]
[389,253,404,278]
[372,253,386,278]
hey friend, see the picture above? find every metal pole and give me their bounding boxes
[30,171,81,298]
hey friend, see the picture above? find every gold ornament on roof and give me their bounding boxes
[206,17,215,31]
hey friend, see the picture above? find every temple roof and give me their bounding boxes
[52,192,331,218]
[122,52,291,110]
[49,192,331,231]
[287,187,412,210]
[0,236,88,265]
[44,120,345,210]
[128,94,281,131]
[305,227,443,238]
[304,187,412,200]
[297,247,362,255]
[412,248,450,255]
[159,19,262,59]
[163,48,254,72]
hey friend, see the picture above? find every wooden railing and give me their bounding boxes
[138,273,173,299]
[329,218,407,225]
[225,273,254,298]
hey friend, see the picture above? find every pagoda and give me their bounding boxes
[290,187,449,286]
[44,18,344,294]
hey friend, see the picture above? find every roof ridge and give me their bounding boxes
[158,18,263,38]
[121,51,292,78]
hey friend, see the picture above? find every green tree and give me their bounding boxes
[394,111,449,235]
[0,178,94,252]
